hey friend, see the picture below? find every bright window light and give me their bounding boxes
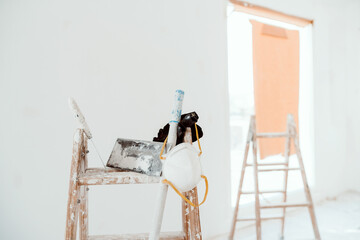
[227,10,314,207]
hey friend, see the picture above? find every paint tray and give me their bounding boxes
[106,138,168,177]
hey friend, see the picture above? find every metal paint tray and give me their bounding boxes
[107,138,167,177]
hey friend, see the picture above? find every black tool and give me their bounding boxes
[153,111,203,145]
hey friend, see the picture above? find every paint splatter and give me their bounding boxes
[107,139,166,176]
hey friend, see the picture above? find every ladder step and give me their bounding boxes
[78,168,160,185]
[237,215,283,221]
[89,232,185,240]
[241,190,285,194]
[258,167,300,172]
[247,162,288,167]
[260,202,310,209]
[256,132,289,138]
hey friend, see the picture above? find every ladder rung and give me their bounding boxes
[260,202,310,209]
[78,168,160,185]
[256,132,289,138]
[258,167,300,172]
[237,215,283,221]
[241,190,285,194]
[247,162,288,167]
[89,232,185,240]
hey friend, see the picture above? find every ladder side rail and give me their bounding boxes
[252,117,262,240]
[280,114,292,239]
[65,129,85,240]
[229,117,253,239]
[79,136,89,240]
[290,115,321,240]
[182,187,202,240]
[182,127,202,240]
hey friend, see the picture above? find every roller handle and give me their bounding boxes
[167,90,184,149]
[149,89,184,240]
[68,97,93,139]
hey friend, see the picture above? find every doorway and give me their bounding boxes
[227,9,314,206]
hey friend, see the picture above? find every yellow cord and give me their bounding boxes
[159,136,168,160]
[162,175,208,208]
[194,123,202,156]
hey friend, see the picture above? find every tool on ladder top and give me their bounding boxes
[106,111,204,177]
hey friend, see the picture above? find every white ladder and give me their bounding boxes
[229,114,321,240]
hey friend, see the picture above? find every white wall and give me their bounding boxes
[344,1,360,192]
[0,0,230,239]
[0,0,359,239]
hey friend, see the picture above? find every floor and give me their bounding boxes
[225,191,360,240]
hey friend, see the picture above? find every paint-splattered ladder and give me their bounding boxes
[65,128,202,240]
[65,93,202,240]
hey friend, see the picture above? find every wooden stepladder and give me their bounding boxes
[229,114,321,240]
[65,128,202,240]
